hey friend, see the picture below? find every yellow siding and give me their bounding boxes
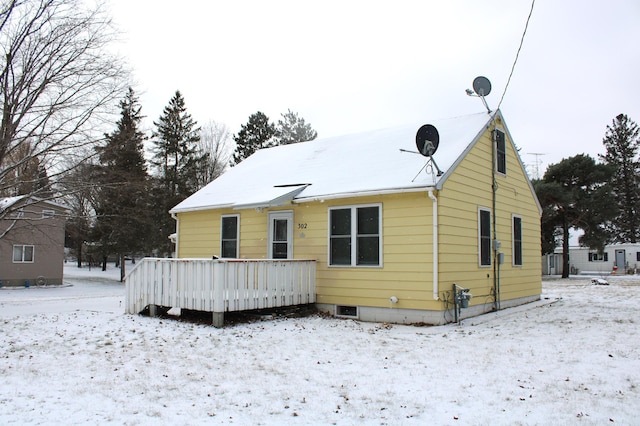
[174,116,541,313]
[438,117,541,307]
[295,193,437,310]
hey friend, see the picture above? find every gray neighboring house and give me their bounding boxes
[0,196,69,286]
[542,243,640,276]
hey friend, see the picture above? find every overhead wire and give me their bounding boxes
[496,0,536,112]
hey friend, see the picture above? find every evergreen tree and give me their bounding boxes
[151,90,204,197]
[535,154,615,278]
[231,111,276,165]
[93,88,150,280]
[0,141,52,197]
[150,90,205,256]
[600,114,640,243]
[274,109,318,145]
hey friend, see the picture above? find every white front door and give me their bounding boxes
[268,211,293,259]
[615,249,626,271]
[548,254,556,275]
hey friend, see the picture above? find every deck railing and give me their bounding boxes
[125,258,316,325]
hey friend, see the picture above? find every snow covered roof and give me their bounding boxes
[0,195,70,213]
[0,196,23,212]
[171,111,497,213]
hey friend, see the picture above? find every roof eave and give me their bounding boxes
[293,185,435,204]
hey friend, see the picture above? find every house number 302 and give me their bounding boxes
[297,223,307,229]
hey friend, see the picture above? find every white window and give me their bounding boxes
[42,210,55,218]
[220,215,239,258]
[512,215,523,266]
[479,208,491,266]
[329,204,381,267]
[13,245,34,263]
[588,252,608,262]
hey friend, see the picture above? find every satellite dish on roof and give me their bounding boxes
[415,124,440,157]
[414,124,443,177]
[472,76,492,97]
[466,76,493,113]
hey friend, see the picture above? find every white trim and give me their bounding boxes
[294,186,432,204]
[328,203,382,268]
[171,213,179,258]
[268,211,293,259]
[220,214,240,258]
[13,244,35,263]
[171,203,235,214]
[478,207,492,267]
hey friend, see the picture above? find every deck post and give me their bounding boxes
[211,260,226,328]
[149,304,157,317]
[212,312,224,328]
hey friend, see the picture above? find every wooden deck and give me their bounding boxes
[125,258,316,326]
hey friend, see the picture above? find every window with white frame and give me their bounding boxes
[479,208,491,266]
[495,129,506,175]
[512,215,523,266]
[13,245,34,263]
[220,215,239,258]
[42,209,55,218]
[588,252,608,262]
[329,204,381,266]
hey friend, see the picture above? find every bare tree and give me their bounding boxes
[57,156,99,267]
[198,120,232,186]
[0,0,127,222]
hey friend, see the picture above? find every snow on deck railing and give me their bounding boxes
[125,258,316,316]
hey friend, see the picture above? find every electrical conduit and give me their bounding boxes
[428,190,439,300]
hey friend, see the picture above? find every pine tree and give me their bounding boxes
[535,154,615,278]
[600,114,640,243]
[150,90,204,256]
[0,141,52,197]
[151,91,204,196]
[93,88,150,280]
[274,109,318,145]
[231,111,276,165]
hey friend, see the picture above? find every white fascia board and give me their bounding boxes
[293,186,434,204]
[170,203,235,214]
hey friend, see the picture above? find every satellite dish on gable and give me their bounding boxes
[415,124,440,157]
[467,76,493,113]
[472,76,492,97]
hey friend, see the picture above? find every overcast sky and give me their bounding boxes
[109,0,639,178]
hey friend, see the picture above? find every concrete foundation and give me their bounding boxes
[316,294,541,325]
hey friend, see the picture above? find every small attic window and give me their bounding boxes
[495,129,506,174]
[42,209,55,218]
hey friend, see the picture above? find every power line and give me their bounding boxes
[496,0,536,112]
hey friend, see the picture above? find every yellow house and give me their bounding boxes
[170,110,541,324]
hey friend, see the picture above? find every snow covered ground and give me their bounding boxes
[1,265,639,425]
